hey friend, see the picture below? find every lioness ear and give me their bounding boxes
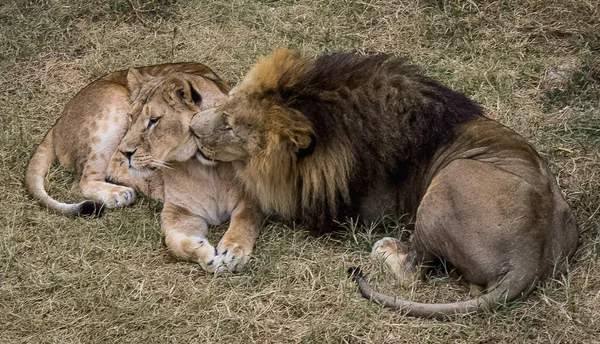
[188,80,203,109]
[127,68,150,100]
[172,79,203,110]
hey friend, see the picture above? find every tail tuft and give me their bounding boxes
[347,267,365,283]
[79,200,105,217]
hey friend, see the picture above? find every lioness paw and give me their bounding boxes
[215,240,252,272]
[97,185,136,208]
[195,240,222,273]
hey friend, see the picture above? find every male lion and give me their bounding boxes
[26,62,229,215]
[190,50,578,318]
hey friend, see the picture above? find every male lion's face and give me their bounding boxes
[117,74,228,177]
[190,94,261,163]
[190,88,314,164]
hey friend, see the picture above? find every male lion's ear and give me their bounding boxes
[292,133,313,151]
[281,109,315,154]
[288,123,315,154]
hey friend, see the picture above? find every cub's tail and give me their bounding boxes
[25,129,103,216]
[348,267,535,320]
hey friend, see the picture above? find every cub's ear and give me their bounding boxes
[127,68,152,100]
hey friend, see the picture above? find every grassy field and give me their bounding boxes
[1,0,599,342]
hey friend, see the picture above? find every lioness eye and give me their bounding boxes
[148,118,159,130]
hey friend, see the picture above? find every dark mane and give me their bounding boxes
[285,53,482,162]
[243,51,483,233]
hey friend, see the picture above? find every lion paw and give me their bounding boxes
[371,237,411,282]
[215,240,252,272]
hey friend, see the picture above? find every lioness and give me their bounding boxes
[26,63,262,271]
[26,62,229,215]
[190,50,578,317]
[114,74,262,272]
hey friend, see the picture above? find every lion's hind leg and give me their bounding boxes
[76,103,137,209]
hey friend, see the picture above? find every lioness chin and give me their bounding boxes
[190,49,578,318]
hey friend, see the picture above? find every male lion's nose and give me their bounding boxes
[190,108,217,138]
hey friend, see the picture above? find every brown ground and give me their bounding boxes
[1,0,599,343]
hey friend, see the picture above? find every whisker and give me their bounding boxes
[132,153,174,170]
[151,159,174,170]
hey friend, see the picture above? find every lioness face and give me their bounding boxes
[118,74,228,177]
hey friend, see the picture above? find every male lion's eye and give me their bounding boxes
[148,118,159,130]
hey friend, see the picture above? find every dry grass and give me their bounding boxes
[1,0,599,342]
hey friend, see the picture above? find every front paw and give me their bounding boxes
[98,185,135,208]
[215,239,252,272]
[194,240,222,273]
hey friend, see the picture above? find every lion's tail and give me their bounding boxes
[348,267,535,320]
[25,129,103,217]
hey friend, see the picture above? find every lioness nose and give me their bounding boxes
[121,149,136,161]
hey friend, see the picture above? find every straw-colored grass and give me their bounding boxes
[1,0,598,342]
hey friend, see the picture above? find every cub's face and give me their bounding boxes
[117,74,229,177]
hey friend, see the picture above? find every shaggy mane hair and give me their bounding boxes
[238,50,483,232]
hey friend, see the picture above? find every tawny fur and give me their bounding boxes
[26,62,262,272]
[191,49,578,318]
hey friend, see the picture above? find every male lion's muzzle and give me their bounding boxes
[191,108,221,139]
[190,107,224,161]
